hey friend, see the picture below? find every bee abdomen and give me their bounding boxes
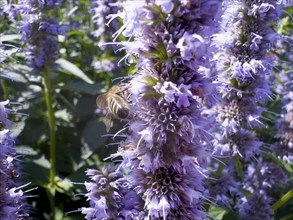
[108,95,130,119]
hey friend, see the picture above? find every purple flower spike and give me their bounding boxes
[210,1,286,217]
[0,101,29,219]
[212,0,283,158]
[2,0,67,70]
[81,166,144,219]
[83,0,222,219]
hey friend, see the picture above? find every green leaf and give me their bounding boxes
[284,163,293,173]
[55,178,74,194]
[232,156,243,178]
[2,70,28,82]
[81,120,107,159]
[60,81,102,95]
[55,109,73,123]
[272,189,293,212]
[66,6,79,18]
[66,166,90,193]
[2,63,32,82]
[145,76,158,87]
[222,211,238,220]
[56,58,94,84]
[283,6,293,15]
[73,95,96,117]
[208,206,228,220]
[0,34,20,42]
[22,154,50,185]
[10,120,26,137]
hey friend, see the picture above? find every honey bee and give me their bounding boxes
[96,85,130,131]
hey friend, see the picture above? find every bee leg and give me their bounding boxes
[103,113,113,132]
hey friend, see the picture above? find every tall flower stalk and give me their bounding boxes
[212,0,284,218]
[83,0,222,219]
[42,67,57,216]
[19,1,65,218]
[2,1,67,218]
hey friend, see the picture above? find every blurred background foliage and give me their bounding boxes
[0,1,292,220]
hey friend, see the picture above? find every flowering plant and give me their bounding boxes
[0,0,292,219]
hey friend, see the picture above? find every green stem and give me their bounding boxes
[272,189,293,212]
[42,68,56,220]
[1,80,8,99]
[212,158,227,179]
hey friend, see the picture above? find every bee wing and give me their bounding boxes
[96,93,108,109]
[103,113,113,132]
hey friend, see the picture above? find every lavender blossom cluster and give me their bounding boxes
[2,0,66,70]
[82,166,144,219]
[83,0,222,219]
[90,0,118,41]
[274,72,293,163]
[0,101,29,219]
[212,0,283,158]
[274,35,293,163]
[238,161,287,220]
[211,0,286,218]
[90,0,119,73]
